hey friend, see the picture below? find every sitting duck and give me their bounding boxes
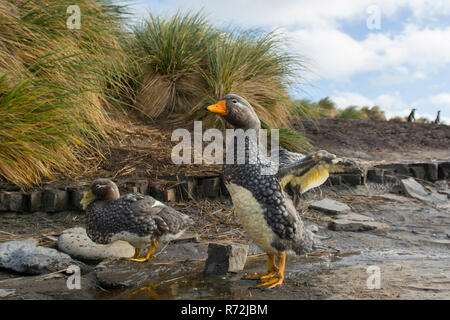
[80,178,193,262]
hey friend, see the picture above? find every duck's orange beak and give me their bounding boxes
[205,100,227,115]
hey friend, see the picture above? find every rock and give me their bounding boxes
[409,163,438,182]
[57,227,135,262]
[328,175,342,186]
[384,174,399,185]
[0,239,81,275]
[328,212,388,232]
[156,242,208,261]
[0,289,16,298]
[0,192,27,212]
[422,163,438,181]
[43,189,69,212]
[204,242,249,275]
[118,179,149,195]
[408,165,426,180]
[68,188,87,211]
[199,177,221,198]
[95,259,151,289]
[166,188,177,202]
[438,162,450,180]
[28,191,43,212]
[418,239,450,249]
[340,174,363,186]
[247,243,264,256]
[367,169,384,184]
[376,163,410,176]
[0,192,10,211]
[400,178,428,201]
[307,224,319,233]
[309,198,351,215]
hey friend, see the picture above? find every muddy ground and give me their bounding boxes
[0,182,449,300]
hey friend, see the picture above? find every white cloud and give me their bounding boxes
[330,92,374,109]
[425,93,450,106]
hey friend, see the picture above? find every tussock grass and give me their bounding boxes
[0,0,134,187]
[131,12,310,151]
[130,13,305,127]
[336,106,368,120]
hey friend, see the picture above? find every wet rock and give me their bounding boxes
[400,178,428,201]
[340,174,363,186]
[0,289,16,298]
[0,192,27,212]
[376,163,410,176]
[156,242,208,261]
[408,165,426,180]
[95,259,151,289]
[329,175,342,185]
[307,224,319,233]
[310,198,350,215]
[438,162,450,179]
[247,243,264,256]
[199,177,221,198]
[0,192,10,211]
[367,169,384,184]
[43,189,69,212]
[204,242,249,275]
[57,227,135,262]
[68,188,87,211]
[419,239,450,249]
[118,179,149,195]
[0,239,81,275]
[328,212,388,232]
[28,191,43,212]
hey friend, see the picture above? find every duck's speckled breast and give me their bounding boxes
[226,182,278,254]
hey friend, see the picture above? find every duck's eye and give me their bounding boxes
[232,99,238,104]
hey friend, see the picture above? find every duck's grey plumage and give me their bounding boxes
[85,183,193,247]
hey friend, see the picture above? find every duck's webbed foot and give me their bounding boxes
[245,254,279,280]
[125,240,159,262]
[256,252,286,289]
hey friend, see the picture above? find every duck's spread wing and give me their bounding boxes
[125,194,193,236]
[277,150,361,194]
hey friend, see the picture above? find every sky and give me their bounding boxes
[125,0,450,122]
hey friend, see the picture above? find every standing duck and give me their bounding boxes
[80,178,193,262]
[206,94,361,288]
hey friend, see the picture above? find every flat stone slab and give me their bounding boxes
[0,239,80,275]
[328,212,388,232]
[310,198,351,215]
[204,242,249,275]
[57,227,135,262]
[401,178,429,201]
[401,178,449,207]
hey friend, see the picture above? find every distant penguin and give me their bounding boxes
[434,110,441,125]
[407,108,416,122]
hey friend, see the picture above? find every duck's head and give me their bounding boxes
[80,178,120,210]
[206,94,261,130]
